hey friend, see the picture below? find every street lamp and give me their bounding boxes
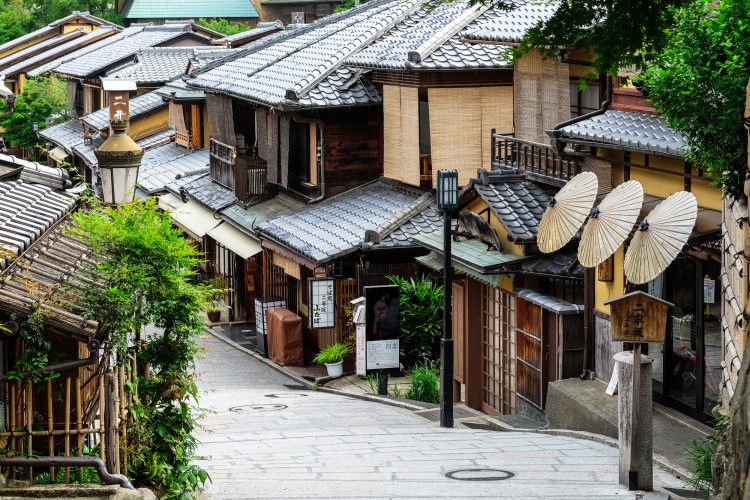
[32,121,39,161]
[94,120,144,204]
[436,169,458,428]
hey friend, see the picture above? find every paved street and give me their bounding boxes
[194,332,686,499]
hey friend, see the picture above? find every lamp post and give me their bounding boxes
[32,121,39,161]
[437,169,458,428]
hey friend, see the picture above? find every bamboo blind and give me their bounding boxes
[279,115,290,189]
[206,94,236,145]
[514,50,570,144]
[273,252,301,280]
[582,156,613,194]
[429,86,513,186]
[169,101,188,135]
[383,85,420,186]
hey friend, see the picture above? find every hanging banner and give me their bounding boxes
[308,278,335,329]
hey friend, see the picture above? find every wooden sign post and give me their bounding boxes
[604,291,672,491]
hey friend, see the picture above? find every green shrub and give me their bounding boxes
[313,342,349,364]
[685,415,729,491]
[405,359,439,404]
[386,275,443,368]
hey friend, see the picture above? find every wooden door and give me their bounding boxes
[481,286,516,415]
[516,297,544,411]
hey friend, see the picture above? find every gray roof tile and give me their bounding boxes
[557,110,686,157]
[0,180,77,257]
[257,179,432,264]
[187,0,416,108]
[379,205,442,248]
[347,0,513,71]
[28,26,145,77]
[462,3,559,44]
[181,175,236,211]
[106,46,238,83]
[136,144,209,194]
[54,25,200,78]
[39,120,85,154]
[73,127,175,167]
[473,179,551,243]
[1,27,123,77]
[520,248,584,279]
[217,21,284,47]
[0,30,86,72]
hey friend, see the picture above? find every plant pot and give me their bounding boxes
[207,310,221,323]
[325,360,344,378]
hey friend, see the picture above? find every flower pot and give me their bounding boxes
[207,310,221,323]
[325,360,344,378]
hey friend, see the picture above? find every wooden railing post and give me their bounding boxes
[104,371,119,474]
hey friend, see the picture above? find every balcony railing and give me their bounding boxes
[209,138,276,205]
[491,131,582,187]
[175,130,192,150]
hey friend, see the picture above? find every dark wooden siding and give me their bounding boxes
[322,107,382,196]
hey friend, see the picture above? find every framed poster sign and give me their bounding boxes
[308,278,335,329]
[363,285,400,370]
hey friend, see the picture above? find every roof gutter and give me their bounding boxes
[546,75,612,159]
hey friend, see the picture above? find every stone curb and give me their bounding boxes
[206,329,694,488]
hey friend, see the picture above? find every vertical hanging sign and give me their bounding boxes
[308,278,335,329]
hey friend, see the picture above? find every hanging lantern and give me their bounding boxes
[94,119,143,204]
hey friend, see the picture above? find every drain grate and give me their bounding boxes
[445,469,515,481]
[265,392,308,399]
[282,384,309,391]
[229,404,287,412]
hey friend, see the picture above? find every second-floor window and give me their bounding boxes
[289,120,318,186]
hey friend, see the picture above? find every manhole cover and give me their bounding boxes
[445,469,515,481]
[229,404,287,412]
[265,393,308,399]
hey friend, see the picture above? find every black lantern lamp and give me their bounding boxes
[436,169,458,428]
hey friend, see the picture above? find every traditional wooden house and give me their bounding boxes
[45,22,217,118]
[548,83,724,422]
[0,11,120,95]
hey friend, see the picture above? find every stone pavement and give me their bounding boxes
[194,331,689,499]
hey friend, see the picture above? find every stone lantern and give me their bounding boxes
[94,78,143,204]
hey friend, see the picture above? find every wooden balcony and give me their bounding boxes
[209,138,276,205]
[491,132,582,187]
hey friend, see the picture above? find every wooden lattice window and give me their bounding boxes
[481,285,516,415]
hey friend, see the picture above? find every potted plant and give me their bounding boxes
[313,342,350,378]
[204,275,226,323]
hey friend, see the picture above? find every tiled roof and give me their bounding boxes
[515,288,582,314]
[181,175,236,211]
[556,110,686,157]
[414,231,530,273]
[257,179,432,264]
[122,0,259,18]
[220,194,305,235]
[473,179,551,244]
[154,82,206,101]
[187,0,416,108]
[0,180,77,257]
[0,11,117,57]
[38,119,85,154]
[348,0,511,71]
[0,30,86,72]
[105,46,237,83]
[0,217,99,338]
[54,26,200,78]
[520,248,584,279]
[29,26,145,77]
[217,21,284,47]
[1,26,122,77]
[136,144,209,194]
[379,205,442,248]
[82,91,166,131]
[462,2,559,44]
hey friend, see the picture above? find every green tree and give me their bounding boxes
[0,76,69,151]
[640,0,750,201]
[198,18,249,36]
[0,0,33,46]
[67,198,213,498]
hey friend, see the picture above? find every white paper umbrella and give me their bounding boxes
[537,171,598,253]
[624,191,697,284]
[578,180,644,267]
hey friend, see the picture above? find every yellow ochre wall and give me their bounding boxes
[129,107,169,141]
[592,149,721,315]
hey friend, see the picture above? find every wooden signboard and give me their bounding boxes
[604,291,673,343]
[109,90,130,122]
[598,255,614,282]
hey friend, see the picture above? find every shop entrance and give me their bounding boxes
[647,253,721,421]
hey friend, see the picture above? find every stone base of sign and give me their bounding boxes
[614,350,653,491]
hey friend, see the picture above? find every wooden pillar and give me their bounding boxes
[464,278,483,409]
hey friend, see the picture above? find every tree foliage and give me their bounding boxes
[198,18,250,36]
[0,76,69,150]
[67,198,214,498]
[640,0,750,201]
